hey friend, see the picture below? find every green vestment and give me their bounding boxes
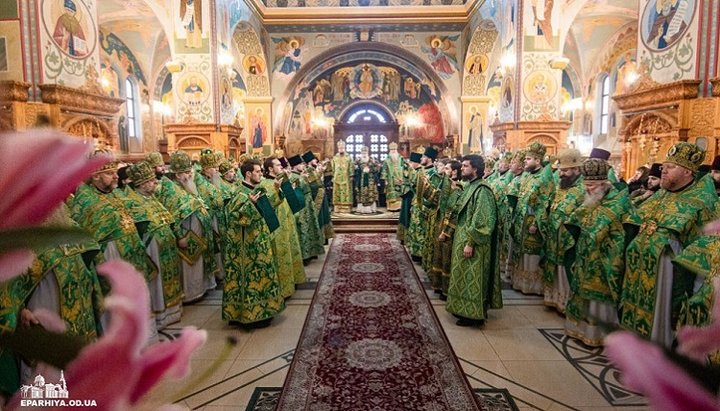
[621,176,719,345]
[259,177,305,296]
[289,172,325,260]
[381,155,407,211]
[397,166,417,241]
[433,181,464,293]
[307,166,334,240]
[564,187,631,336]
[332,154,354,212]
[672,235,720,328]
[120,188,183,313]
[446,178,503,320]
[222,183,286,323]
[68,183,150,280]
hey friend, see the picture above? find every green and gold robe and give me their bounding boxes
[564,187,631,346]
[307,166,334,240]
[259,176,305,296]
[289,171,325,260]
[354,158,380,212]
[0,239,104,396]
[195,173,227,278]
[488,170,515,280]
[406,166,436,259]
[397,165,416,241]
[223,183,286,323]
[433,181,464,294]
[120,188,183,326]
[508,166,555,294]
[419,170,448,286]
[68,183,150,281]
[672,235,720,329]
[154,176,217,300]
[621,175,719,347]
[381,154,407,211]
[543,175,585,311]
[332,153,354,213]
[446,178,502,320]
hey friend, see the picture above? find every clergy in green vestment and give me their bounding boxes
[381,143,407,212]
[288,155,326,262]
[543,149,585,313]
[302,151,334,241]
[563,158,631,347]
[223,159,285,328]
[621,142,719,348]
[420,156,449,288]
[332,140,354,213]
[196,148,227,281]
[589,148,619,183]
[125,161,184,329]
[217,159,239,198]
[156,151,217,302]
[446,154,502,326]
[486,152,514,282]
[672,235,720,331]
[67,150,150,283]
[508,142,555,295]
[407,147,440,261]
[261,157,306,297]
[433,160,463,297]
[504,150,527,283]
[397,152,421,242]
[0,205,104,397]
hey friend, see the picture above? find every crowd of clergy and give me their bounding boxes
[3,133,720,398]
[396,139,720,350]
[0,146,339,398]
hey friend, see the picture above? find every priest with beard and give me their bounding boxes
[621,143,719,348]
[563,158,631,346]
[223,159,286,328]
[630,163,662,206]
[288,154,325,263]
[445,154,502,326]
[145,151,167,180]
[543,149,585,313]
[155,150,217,302]
[196,148,227,281]
[68,150,150,284]
[125,161,183,331]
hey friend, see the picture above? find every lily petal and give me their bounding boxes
[0,131,107,229]
[702,218,720,235]
[677,278,720,362]
[605,331,719,411]
[0,249,34,282]
[129,327,207,404]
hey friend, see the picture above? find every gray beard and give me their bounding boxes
[582,191,605,209]
[209,172,222,187]
[179,177,198,195]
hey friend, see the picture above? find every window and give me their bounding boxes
[125,78,139,139]
[600,76,610,134]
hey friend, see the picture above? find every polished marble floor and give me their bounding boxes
[149,239,651,411]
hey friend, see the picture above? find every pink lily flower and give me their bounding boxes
[7,260,207,410]
[606,278,720,411]
[677,278,720,363]
[605,332,719,411]
[703,218,720,235]
[0,130,108,281]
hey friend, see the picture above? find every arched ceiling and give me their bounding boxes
[98,0,172,83]
[564,0,638,82]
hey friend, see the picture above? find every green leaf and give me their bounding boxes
[0,227,93,255]
[0,326,87,369]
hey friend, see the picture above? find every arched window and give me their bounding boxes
[599,76,610,135]
[125,78,139,139]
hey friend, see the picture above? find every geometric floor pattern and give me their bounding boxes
[539,329,647,406]
[245,387,520,411]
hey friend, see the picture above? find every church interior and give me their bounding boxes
[1,0,720,409]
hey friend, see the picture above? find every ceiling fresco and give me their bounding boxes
[260,0,467,7]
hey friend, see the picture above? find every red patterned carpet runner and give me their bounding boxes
[277,233,483,410]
